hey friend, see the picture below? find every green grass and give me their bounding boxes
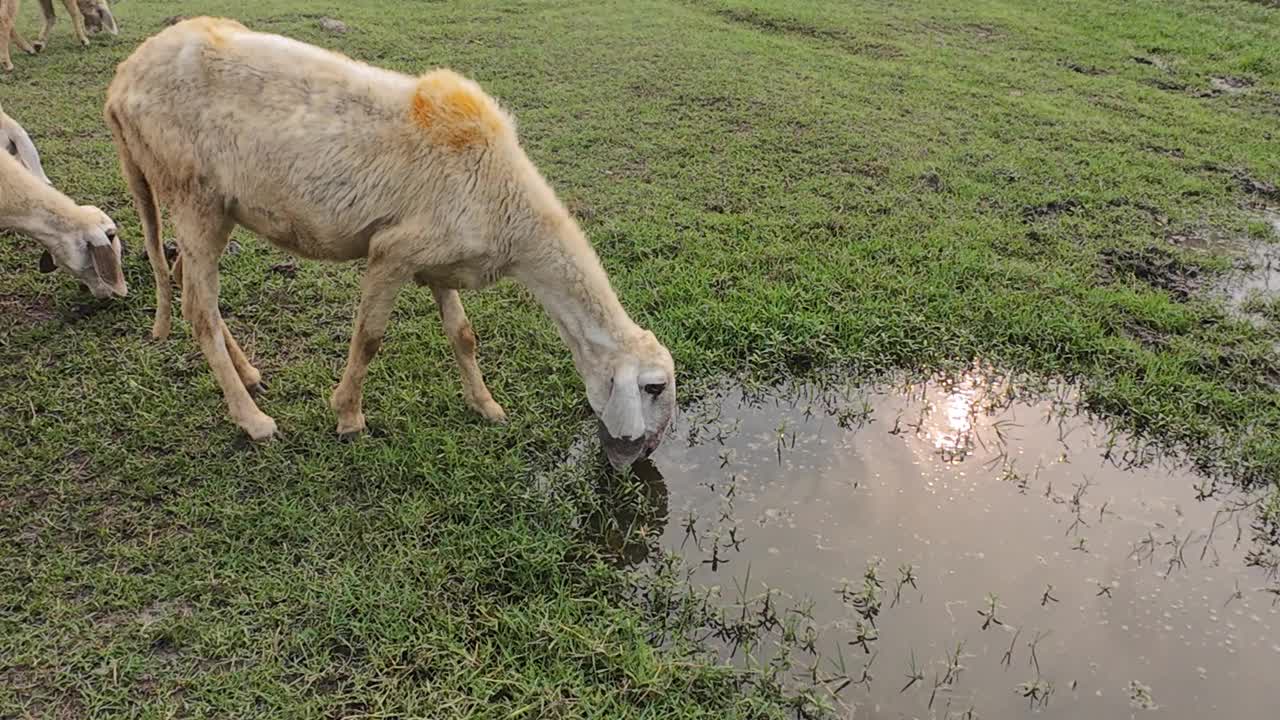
[2,0,1280,716]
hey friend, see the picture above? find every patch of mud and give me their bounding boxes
[1061,61,1106,76]
[1099,245,1203,300]
[1165,210,1280,314]
[1142,77,1188,92]
[1210,76,1252,94]
[1022,198,1081,221]
[1131,55,1173,71]
[0,292,56,329]
[1237,173,1280,202]
[714,8,903,59]
[1143,145,1185,159]
[318,17,349,35]
[568,372,1280,718]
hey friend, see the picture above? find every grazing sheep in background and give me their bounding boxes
[1,99,50,183]
[0,0,39,71]
[33,0,115,51]
[75,0,117,38]
[0,102,125,298]
[106,17,676,467]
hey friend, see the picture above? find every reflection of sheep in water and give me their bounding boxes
[1,101,126,298]
[105,17,675,466]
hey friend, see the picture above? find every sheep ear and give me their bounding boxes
[90,243,128,296]
[601,366,644,440]
[39,250,56,273]
[4,117,51,184]
[101,6,119,35]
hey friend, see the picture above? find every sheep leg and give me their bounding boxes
[175,250,263,393]
[175,208,277,441]
[220,319,265,394]
[10,27,36,56]
[0,23,13,71]
[35,0,56,51]
[331,261,408,437]
[60,0,90,47]
[431,287,506,423]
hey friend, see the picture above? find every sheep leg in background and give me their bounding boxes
[0,19,13,71]
[331,259,409,437]
[61,0,89,46]
[431,286,506,423]
[174,204,277,440]
[9,26,35,56]
[218,318,264,395]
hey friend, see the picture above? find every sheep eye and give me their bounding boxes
[644,382,667,397]
[105,228,117,241]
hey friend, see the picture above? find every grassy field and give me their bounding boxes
[2,0,1279,717]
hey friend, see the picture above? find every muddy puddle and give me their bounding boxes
[1210,208,1280,312]
[573,372,1280,718]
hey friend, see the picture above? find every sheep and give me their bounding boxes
[72,0,118,38]
[0,0,38,71]
[1,101,126,298]
[33,0,116,50]
[1,99,49,183]
[105,17,676,467]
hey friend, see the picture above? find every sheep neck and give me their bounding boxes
[0,170,82,240]
[514,218,640,368]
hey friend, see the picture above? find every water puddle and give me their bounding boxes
[573,372,1280,718]
[1167,209,1280,316]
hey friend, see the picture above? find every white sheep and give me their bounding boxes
[105,17,675,467]
[1,101,126,297]
[0,98,49,183]
[33,0,116,50]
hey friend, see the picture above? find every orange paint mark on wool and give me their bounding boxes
[409,69,506,150]
[185,16,244,47]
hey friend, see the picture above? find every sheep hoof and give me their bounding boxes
[470,398,507,424]
[247,381,268,397]
[32,42,44,53]
[150,322,171,341]
[336,413,366,439]
[240,413,278,441]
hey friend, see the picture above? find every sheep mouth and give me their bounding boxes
[597,422,658,469]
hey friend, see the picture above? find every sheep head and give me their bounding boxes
[587,330,676,469]
[36,205,127,299]
[80,0,119,37]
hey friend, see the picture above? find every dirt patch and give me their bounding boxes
[318,17,349,34]
[1143,144,1185,159]
[1022,198,1081,220]
[564,197,596,223]
[1106,196,1169,226]
[1100,244,1204,300]
[1142,77,1188,92]
[1062,60,1106,76]
[715,8,903,58]
[1236,172,1280,201]
[1211,76,1252,93]
[918,171,944,192]
[0,292,57,328]
[140,599,195,626]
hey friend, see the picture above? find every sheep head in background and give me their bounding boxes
[0,102,126,299]
[79,0,117,36]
